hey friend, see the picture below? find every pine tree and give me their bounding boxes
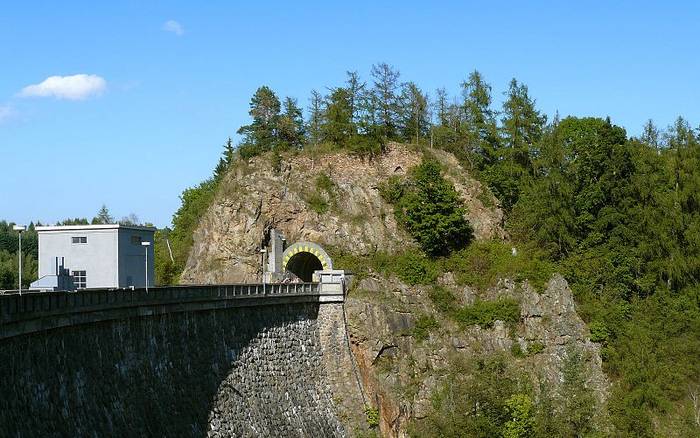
[278,97,305,149]
[322,88,354,145]
[345,71,366,126]
[214,137,235,180]
[92,205,114,224]
[307,90,324,146]
[461,70,499,166]
[641,119,662,152]
[434,87,450,127]
[370,63,401,139]
[236,86,281,155]
[501,78,546,168]
[399,82,430,143]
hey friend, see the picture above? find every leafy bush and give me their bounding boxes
[378,175,404,203]
[428,285,457,314]
[304,192,329,214]
[503,394,535,438]
[410,354,525,437]
[348,134,383,158]
[455,298,521,328]
[365,406,380,428]
[527,341,545,355]
[315,172,335,194]
[169,178,219,278]
[413,315,439,341]
[588,321,610,343]
[393,252,438,285]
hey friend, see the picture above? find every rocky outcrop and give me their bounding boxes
[181,143,505,284]
[345,274,610,437]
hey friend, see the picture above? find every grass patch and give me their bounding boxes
[393,252,439,285]
[442,240,555,291]
[454,298,521,329]
[413,315,439,341]
[304,191,329,214]
[428,285,458,314]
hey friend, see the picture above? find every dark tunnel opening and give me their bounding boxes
[285,252,323,282]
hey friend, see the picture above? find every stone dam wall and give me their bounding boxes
[0,287,355,437]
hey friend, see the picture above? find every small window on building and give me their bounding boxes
[131,235,142,245]
[72,236,87,244]
[72,270,87,289]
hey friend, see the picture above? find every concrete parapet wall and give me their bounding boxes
[0,284,351,437]
[0,283,343,340]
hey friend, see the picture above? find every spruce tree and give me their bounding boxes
[237,86,281,155]
[370,63,401,139]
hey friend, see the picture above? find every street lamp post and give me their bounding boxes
[13,225,27,295]
[141,241,151,293]
[260,248,267,294]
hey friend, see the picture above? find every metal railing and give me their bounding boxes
[0,283,322,323]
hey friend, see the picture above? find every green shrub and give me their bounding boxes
[393,252,438,285]
[527,341,545,355]
[511,343,525,358]
[169,178,219,279]
[348,133,383,158]
[588,321,609,343]
[315,172,335,194]
[305,192,329,214]
[378,175,404,203]
[428,285,457,314]
[365,407,380,428]
[270,151,282,173]
[413,315,439,341]
[455,298,521,328]
[444,240,555,291]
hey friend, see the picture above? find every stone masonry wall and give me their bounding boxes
[0,303,347,437]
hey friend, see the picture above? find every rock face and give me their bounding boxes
[0,303,349,438]
[344,274,610,437]
[181,143,505,284]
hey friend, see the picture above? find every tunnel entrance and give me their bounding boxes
[285,252,324,282]
[280,241,333,283]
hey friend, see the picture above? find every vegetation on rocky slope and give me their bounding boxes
[167,64,700,436]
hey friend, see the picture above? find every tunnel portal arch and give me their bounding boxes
[282,242,333,282]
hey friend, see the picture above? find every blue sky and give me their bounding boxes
[1,1,698,228]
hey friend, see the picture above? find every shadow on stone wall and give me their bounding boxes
[0,303,346,437]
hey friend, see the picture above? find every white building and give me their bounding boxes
[31,224,155,290]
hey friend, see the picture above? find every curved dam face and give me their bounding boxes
[0,299,348,437]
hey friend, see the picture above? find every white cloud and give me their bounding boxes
[162,20,184,36]
[0,105,14,123]
[19,74,107,100]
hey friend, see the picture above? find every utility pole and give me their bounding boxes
[13,225,26,295]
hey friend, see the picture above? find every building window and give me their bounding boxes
[71,236,87,244]
[72,270,87,289]
[130,235,142,245]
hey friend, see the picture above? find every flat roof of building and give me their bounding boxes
[36,224,157,232]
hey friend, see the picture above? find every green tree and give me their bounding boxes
[322,87,354,146]
[371,62,401,139]
[278,97,305,149]
[346,70,366,126]
[390,160,473,256]
[91,204,114,224]
[237,85,281,156]
[461,70,500,166]
[307,89,324,146]
[213,137,235,180]
[399,81,430,143]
